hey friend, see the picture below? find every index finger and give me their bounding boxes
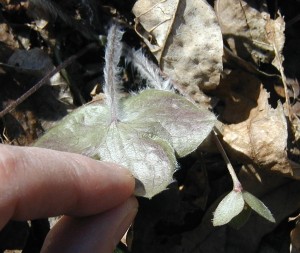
[0,145,135,229]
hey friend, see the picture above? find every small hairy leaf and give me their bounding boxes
[35,90,215,198]
[123,90,216,157]
[242,191,275,223]
[213,191,245,226]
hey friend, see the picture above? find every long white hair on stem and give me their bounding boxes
[103,24,124,123]
[125,47,173,91]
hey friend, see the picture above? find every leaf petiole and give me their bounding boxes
[212,128,243,192]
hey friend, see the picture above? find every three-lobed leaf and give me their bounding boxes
[35,89,216,198]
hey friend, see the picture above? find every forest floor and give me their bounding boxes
[0,0,300,252]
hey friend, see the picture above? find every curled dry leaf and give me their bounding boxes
[132,0,223,100]
[0,23,19,61]
[215,0,276,65]
[265,14,285,71]
[222,84,298,176]
[265,14,294,120]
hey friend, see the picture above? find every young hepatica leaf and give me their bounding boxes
[122,90,216,157]
[35,89,215,198]
[213,191,245,226]
[95,122,177,198]
[34,103,110,155]
[242,191,275,223]
[35,102,176,198]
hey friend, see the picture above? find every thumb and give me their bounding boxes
[41,196,138,253]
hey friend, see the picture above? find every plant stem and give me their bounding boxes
[212,128,243,192]
[103,24,123,123]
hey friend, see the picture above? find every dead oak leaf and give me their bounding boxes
[215,0,275,65]
[132,0,223,103]
[222,85,297,176]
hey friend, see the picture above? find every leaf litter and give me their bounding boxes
[0,0,300,252]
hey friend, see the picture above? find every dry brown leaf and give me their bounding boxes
[132,0,179,61]
[215,0,274,65]
[222,84,296,175]
[215,70,261,124]
[265,14,285,70]
[132,0,223,100]
[0,23,19,61]
[265,13,294,121]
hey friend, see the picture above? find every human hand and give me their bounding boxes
[0,144,137,253]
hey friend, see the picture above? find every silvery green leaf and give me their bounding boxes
[34,103,110,155]
[242,191,275,223]
[35,101,177,198]
[123,89,216,157]
[213,190,245,226]
[35,90,215,198]
[95,122,177,198]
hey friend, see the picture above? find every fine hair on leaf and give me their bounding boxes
[103,24,124,123]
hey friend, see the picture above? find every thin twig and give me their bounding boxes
[0,43,97,118]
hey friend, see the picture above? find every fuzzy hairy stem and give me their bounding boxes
[103,24,124,123]
[213,128,243,192]
[126,47,172,91]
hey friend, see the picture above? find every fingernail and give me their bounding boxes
[113,196,138,246]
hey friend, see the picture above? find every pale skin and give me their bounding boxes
[0,144,137,253]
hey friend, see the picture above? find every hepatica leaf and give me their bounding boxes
[123,90,216,157]
[35,90,215,198]
[213,190,245,226]
[212,190,275,226]
[34,25,216,198]
[242,191,275,223]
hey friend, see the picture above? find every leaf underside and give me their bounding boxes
[213,191,245,226]
[35,89,216,198]
[242,191,275,223]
